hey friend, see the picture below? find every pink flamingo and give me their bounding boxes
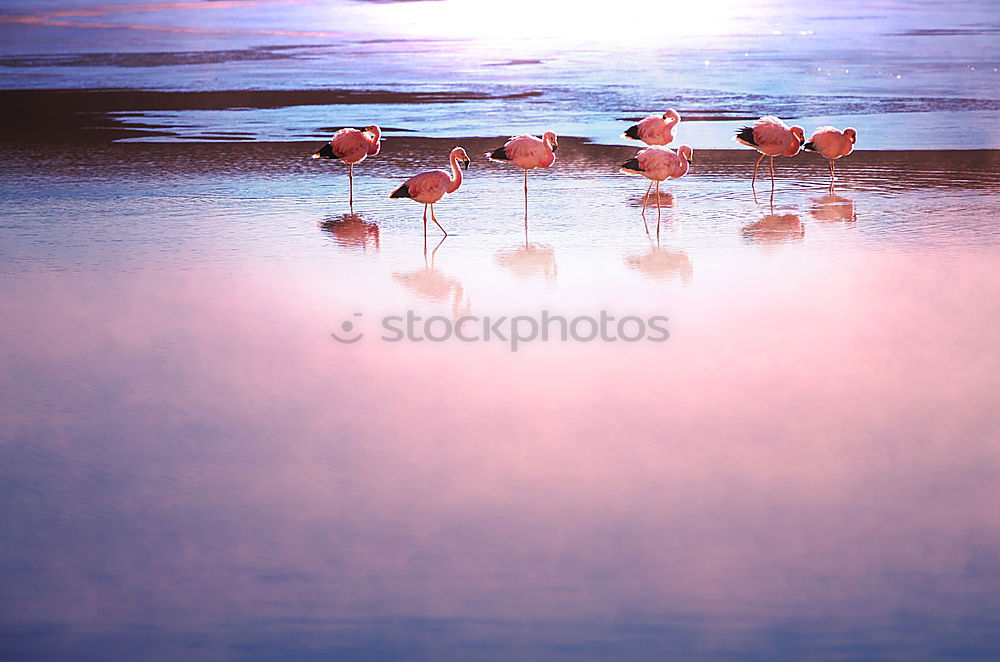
[311,125,382,210]
[734,116,804,189]
[389,147,471,239]
[803,127,857,190]
[485,131,558,219]
[623,109,681,146]
[619,145,694,220]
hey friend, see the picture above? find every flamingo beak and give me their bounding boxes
[460,158,470,171]
[686,154,694,164]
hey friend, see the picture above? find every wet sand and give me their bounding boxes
[0,88,542,142]
[4,87,999,146]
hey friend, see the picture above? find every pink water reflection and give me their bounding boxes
[2,243,998,657]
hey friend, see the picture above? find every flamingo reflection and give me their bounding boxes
[626,208,692,282]
[809,194,857,223]
[741,212,805,244]
[318,213,380,252]
[392,237,469,318]
[632,190,674,239]
[494,226,557,284]
[625,245,693,283]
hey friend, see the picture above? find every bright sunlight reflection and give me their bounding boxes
[376,0,742,43]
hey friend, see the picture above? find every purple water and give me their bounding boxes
[2,2,1000,661]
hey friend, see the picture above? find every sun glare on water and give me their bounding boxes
[374,0,742,43]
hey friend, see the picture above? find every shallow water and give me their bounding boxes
[2,141,1000,660]
[2,1,1000,659]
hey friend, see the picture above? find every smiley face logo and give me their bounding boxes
[330,313,364,344]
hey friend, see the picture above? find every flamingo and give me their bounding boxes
[734,116,804,189]
[485,131,558,219]
[619,145,694,221]
[623,109,681,146]
[389,147,471,239]
[311,125,381,210]
[802,127,857,190]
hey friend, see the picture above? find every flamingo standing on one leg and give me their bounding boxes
[734,116,804,190]
[389,147,471,242]
[619,145,694,228]
[485,131,558,221]
[802,127,857,191]
[623,109,681,146]
[311,125,382,211]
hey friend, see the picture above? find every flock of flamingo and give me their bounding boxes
[310,112,857,236]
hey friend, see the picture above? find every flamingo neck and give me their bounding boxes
[447,154,463,193]
[543,143,556,166]
[666,112,680,128]
[366,127,381,155]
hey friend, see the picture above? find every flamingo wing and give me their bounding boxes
[502,135,545,162]
[638,147,680,178]
[621,147,678,179]
[806,127,850,158]
[330,129,368,160]
[752,116,792,148]
[637,116,667,145]
[619,155,645,173]
[402,170,450,203]
[735,126,758,147]
[486,134,529,161]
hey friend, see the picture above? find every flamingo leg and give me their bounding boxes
[431,235,445,263]
[655,181,662,223]
[641,180,654,217]
[769,156,775,190]
[829,160,836,191]
[430,204,448,236]
[752,153,765,187]
[422,204,428,239]
[523,168,529,220]
[349,163,354,211]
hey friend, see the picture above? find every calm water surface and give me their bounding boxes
[2,141,1000,660]
[2,0,1000,659]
